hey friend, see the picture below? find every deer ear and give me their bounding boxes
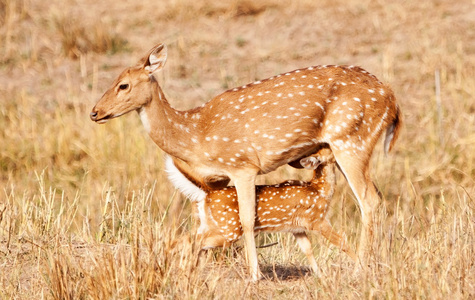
[144,44,167,74]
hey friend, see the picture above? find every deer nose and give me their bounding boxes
[90,111,98,121]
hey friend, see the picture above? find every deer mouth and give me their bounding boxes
[96,117,110,124]
[91,106,140,123]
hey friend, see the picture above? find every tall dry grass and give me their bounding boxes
[1,0,474,298]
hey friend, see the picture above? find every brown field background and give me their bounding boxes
[1,0,474,298]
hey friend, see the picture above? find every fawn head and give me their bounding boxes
[90,44,168,123]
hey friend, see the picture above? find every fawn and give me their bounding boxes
[166,146,356,274]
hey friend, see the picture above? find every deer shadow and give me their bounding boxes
[260,264,314,281]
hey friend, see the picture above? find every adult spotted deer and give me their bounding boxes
[90,43,401,280]
[166,146,356,274]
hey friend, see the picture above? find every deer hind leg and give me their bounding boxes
[330,147,380,259]
[233,170,261,281]
[293,232,320,274]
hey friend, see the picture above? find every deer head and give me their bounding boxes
[90,44,168,123]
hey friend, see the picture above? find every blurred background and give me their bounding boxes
[1,0,474,298]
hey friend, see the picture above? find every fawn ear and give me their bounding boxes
[299,156,321,170]
[143,44,167,74]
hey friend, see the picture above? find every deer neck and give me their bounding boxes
[138,80,198,162]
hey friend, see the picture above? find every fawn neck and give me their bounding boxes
[311,163,336,198]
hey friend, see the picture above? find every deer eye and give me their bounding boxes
[119,83,129,90]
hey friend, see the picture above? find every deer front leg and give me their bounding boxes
[233,171,261,281]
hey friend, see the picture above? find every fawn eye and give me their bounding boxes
[119,83,129,90]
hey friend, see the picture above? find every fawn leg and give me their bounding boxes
[293,232,320,274]
[318,219,357,261]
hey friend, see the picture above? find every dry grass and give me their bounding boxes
[1,0,475,298]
